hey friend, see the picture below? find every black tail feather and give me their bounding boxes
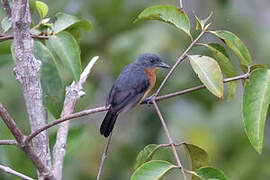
[100,110,118,137]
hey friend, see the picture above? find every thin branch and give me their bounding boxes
[152,100,188,180]
[0,140,17,145]
[0,164,35,180]
[26,70,250,142]
[1,0,12,17]
[0,34,48,42]
[155,28,207,97]
[179,0,183,9]
[96,133,112,180]
[53,56,99,180]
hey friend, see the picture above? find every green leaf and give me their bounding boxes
[134,5,190,36]
[0,41,11,55]
[1,17,11,33]
[194,12,212,30]
[33,41,64,118]
[194,167,228,180]
[36,1,48,19]
[53,13,92,34]
[184,143,208,170]
[131,160,177,180]
[135,144,158,169]
[189,55,224,98]
[202,43,237,101]
[29,0,36,15]
[210,30,252,66]
[47,32,82,82]
[243,69,270,153]
[241,64,266,73]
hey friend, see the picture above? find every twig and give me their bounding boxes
[0,34,48,42]
[53,56,99,180]
[152,100,188,180]
[0,104,55,179]
[26,70,250,142]
[179,0,183,9]
[1,0,12,17]
[0,164,35,180]
[0,140,17,145]
[96,133,112,180]
[155,28,207,97]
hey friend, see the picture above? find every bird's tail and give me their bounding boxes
[100,109,118,137]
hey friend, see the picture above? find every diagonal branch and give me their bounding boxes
[0,34,48,42]
[52,56,99,180]
[26,70,250,142]
[152,100,187,180]
[0,164,35,180]
[0,140,17,145]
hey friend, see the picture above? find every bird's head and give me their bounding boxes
[135,53,170,70]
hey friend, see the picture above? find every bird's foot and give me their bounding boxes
[145,94,157,107]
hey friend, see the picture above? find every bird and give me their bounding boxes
[100,53,170,137]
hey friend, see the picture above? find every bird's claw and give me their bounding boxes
[145,94,157,107]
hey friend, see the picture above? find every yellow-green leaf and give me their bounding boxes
[243,69,270,153]
[36,1,48,19]
[194,167,228,180]
[210,30,252,66]
[202,43,237,101]
[134,5,190,36]
[134,144,158,170]
[131,160,177,180]
[189,55,224,98]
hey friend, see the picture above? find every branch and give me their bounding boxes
[52,56,99,180]
[0,104,55,179]
[0,34,48,42]
[179,0,183,9]
[0,140,17,145]
[26,70,251,142]
[96,133,112,180]
[155,28,207,97]
[152,100,188,180]
[1,0,12,17]
[0,164,35,180]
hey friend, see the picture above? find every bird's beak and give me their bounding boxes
[158,61,170,69]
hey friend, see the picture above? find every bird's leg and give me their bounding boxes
[145,93,157,106]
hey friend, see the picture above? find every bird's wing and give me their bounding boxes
[107,65,150,113]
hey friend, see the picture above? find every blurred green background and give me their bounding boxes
[1,0,270,179]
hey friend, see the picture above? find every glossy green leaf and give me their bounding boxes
[194,167,228,180]
[47,32,82,82]
[1,17,11,33]
[131,160,177,180]
[134,5,190,36]
[33,41,64,118]
[135,144,158,169]
[211,30,252,66]
[53,13,92,34]
[243,69,270,153]
[202,43,237,101]
[194,12,212,30]
[36,1,48,19]
[189,55,224,98]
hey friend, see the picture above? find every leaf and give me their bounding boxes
[210,30,252,66]
[47,32,82,82]
[202,43,237,101]
[184,143,208,170]
[53,13,92,34]
[243,69,270,153]
[1,17,11,33]
[189,55,224,98]
[194,167,228,180]
[36,1,48,19]
[33,41,64,118]
[29,0,36,15]
[131,160,177,180]
[194,12,212,30]
[135,144,158,169]
[134,5,190,36]
[241,64,266,73]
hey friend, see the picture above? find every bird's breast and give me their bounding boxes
[142,68,158,99]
